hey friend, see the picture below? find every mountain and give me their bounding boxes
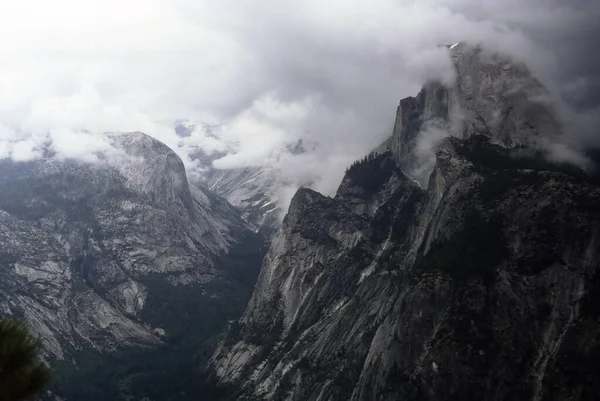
[182,124,281,237]
[202,166,280,237]
[187,128,313,238]
[0,132,265,400]
[211,43,600,400]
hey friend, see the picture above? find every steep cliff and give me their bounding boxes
[384,42,562,186]
[212,43,600,400]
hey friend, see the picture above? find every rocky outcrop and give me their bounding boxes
[212,44,600,400]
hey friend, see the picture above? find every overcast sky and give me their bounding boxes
[1,0,599,200]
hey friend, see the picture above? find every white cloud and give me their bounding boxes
[0,0,598,210]
[412,122,451,187]
[10,139,45,162]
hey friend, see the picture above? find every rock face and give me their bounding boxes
[212,44,600,400]
[202,166,280,236]
[384,42,562,186]
[0,132,262,362]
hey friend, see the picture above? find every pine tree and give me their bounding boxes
[0,317,52,401]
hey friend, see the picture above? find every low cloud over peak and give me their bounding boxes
[1,0,598,207]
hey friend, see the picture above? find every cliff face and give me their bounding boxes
[386,42,562,186]
[212,43,600,401]
[0,132,262,369]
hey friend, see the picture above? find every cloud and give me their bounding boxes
[544,142,594,172]
[412,122,451,188]
[0,0,598,209]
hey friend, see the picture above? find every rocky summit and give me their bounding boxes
[211,43,600,400]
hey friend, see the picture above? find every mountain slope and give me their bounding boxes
[0,132,264,399]
[211,43,600,400]
[202,166,280,236]
[185,129,281,237]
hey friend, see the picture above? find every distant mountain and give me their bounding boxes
[211,43,600,400]
[201,166,280,237]
[0,132,265,400]
[185,130,283,237]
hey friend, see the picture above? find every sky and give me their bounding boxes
[0,0,599,204]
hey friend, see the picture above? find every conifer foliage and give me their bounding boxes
[342,151,397,195]
[345,151,384,174]
[0,317,52,401]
